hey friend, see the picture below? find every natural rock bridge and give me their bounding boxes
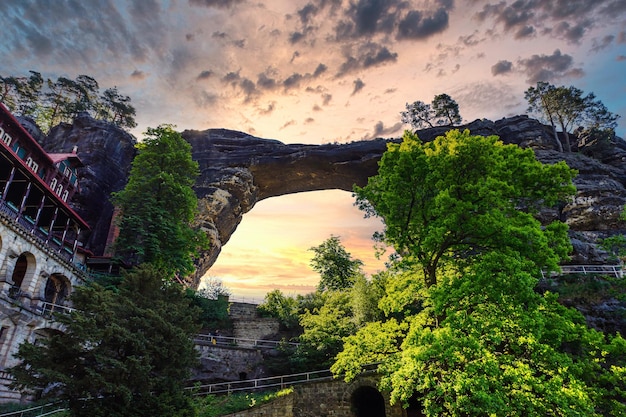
[39,114,626,288]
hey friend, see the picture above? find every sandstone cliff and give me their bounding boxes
[30,114,626,288]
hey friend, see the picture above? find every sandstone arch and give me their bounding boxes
[182,129,390,286]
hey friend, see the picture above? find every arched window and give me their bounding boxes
[9,254,28,299]
[50,178,57,190]
[62,190,69,202]
[44,274,70,311]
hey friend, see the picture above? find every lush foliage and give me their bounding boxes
[354,129,576,287]
[112,125,208,279]
[0,71,136,131]
[309,235,363,291]
[525,81,620,152]
[257,289,301,330]
[332,129,626,416]
[9,265,202,417]
[401,93,462,129]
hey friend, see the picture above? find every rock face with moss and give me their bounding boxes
[32,114,626,287]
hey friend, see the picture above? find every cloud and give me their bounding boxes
[397,8,450,40]
[197,70,214,80]
[352,78,365,95]
[336,42,398,77]
[131,70,148,80]
[517,49,584,83]
[491,60,513,76]
[189,0,244,9]
[361,120,404,140]
[591,34,615,52]
[475,0,625,44]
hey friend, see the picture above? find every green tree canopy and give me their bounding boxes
[401,94,462,130]
[309,235,363,291]
[525,81,620,152]
[9,265,201,417]
[112,125,208,279]
[354,129,576,287]
[333,129,626,416]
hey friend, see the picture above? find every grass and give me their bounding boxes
[192,387,293,417]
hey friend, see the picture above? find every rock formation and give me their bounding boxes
[31,114,626,289]
[37,113,137,256]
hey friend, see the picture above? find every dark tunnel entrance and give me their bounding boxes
[351,386,386,417]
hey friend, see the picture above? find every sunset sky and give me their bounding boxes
[1,0,625,299]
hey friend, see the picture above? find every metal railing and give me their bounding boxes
[194,334,298,349]
[188,369,334,396]
[0,403,66,417]
[542,264,624,279]
[38,302,74,318]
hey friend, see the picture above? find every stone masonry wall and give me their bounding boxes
[229,302,280,345]
[221,376,406,417]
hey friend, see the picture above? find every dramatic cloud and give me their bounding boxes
[517,49,584,83]
[475,0,624,44]
[491,60,513,76]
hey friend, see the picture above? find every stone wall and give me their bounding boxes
[221,375,408,417]
[230,302,280,344]
[194,343,266,382]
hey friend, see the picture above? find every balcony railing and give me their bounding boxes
[38,302,74,318]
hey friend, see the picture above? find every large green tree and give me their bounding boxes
[9,265,201,417]
[354,129,575,287]
[525,82,620,152]
[113,125,208,279]
[333,129,626,416]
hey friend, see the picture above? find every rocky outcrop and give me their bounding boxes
[39,113,137,256]
[30,114,626,287]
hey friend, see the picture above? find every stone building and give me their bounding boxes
[0,103,91,402]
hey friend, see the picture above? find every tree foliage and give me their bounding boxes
[525,81,620,152]
[309,235,363,291]
[112,125,208,279]
[332,129,626,416]
[401,94,462,129]
[9,265,201,417]
[354,129,576,287]
[257,289,300,330]
[0,71,136,131]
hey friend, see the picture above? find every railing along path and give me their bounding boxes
[188,363,379,396]
[542,264,624,279]
[0,403,67,417]
[194,334,298,349]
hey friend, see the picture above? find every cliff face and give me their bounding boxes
[36,113,137,256]
[32,114,626,287]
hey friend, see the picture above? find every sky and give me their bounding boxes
[1,0,625,300]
